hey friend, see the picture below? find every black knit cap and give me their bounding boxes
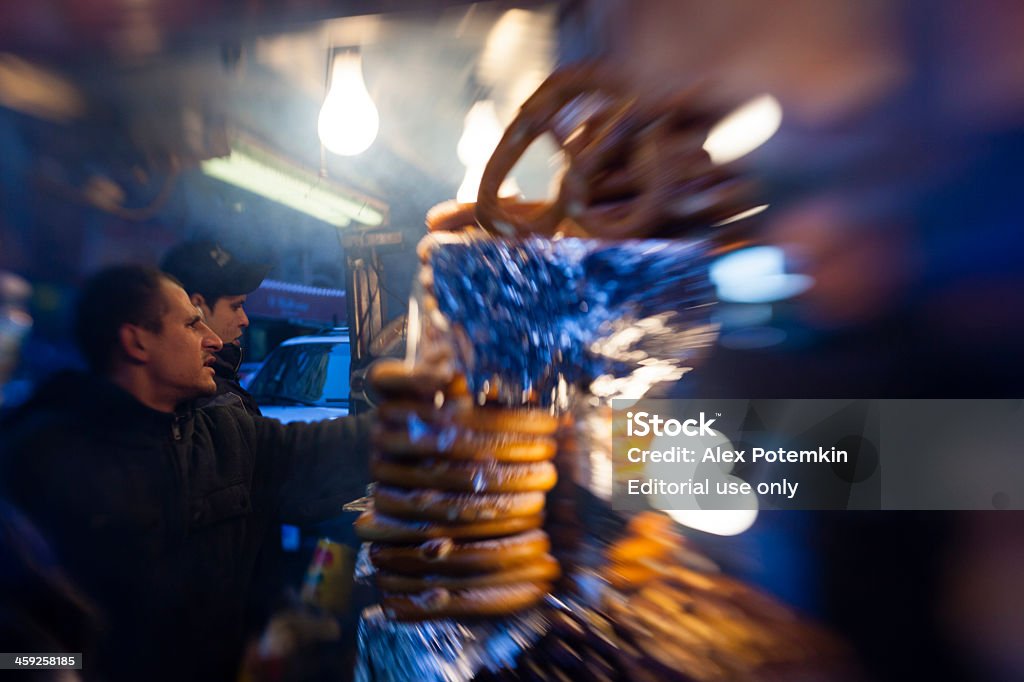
[160,240,272,298]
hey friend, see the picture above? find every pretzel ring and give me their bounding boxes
[376,555,560,593]
[476,63,614,237]
[373,486,547,522]
[355,509,542,542]
[381,582,550,621]
[372,427,557,463]
[378,401,559,436]
[368,529,551,575]
[425,200,551,234]
[370,458,557,494]
[367,358,468,401]
[476,62,760,240]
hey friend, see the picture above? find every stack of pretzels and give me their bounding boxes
[356,361,562,621]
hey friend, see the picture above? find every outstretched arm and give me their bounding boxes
[252,412,374,524]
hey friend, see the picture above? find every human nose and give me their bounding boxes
[239,307,249,329]
[201,322,224,352]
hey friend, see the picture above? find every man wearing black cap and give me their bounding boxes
[161,240,271,415]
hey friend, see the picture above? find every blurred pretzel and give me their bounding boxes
[473,62,762,240]
[476,64,612,237]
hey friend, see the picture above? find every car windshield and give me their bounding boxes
[248,341,350,408]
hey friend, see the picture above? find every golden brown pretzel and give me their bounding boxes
[373,486,547,523]
[355,509,543,542]
[381,582,550,621]
[373,427,557,463]
[370,457,558,494]
[425,200,479,233]
[476,63,611,237]
[425,200,552,234]
[456,406,560,436]
[368,530,552,575]
[368,357,463,401]
[377,401,559,436]
[475,62,760,240]
[376,554,560,593]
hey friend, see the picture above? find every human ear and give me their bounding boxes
[190,292,209,313]
[118,324,149,364]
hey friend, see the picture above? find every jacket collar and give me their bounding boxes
[212,344,243,380]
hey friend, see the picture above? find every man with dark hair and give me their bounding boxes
[160,240,271,414]
[0,265,370,682]
[72,265,171,374]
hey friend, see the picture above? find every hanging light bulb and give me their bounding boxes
[318,49,379,156]
[457,100,504,167]
[703,94,782,165]
[456,99,519,202]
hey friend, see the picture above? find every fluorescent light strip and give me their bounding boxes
[201,150,384,228]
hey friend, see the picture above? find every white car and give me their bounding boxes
[245,330,358,552]
[247,331,351,424]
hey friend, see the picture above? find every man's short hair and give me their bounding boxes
[74,266,177,374]
[159,240,271,306]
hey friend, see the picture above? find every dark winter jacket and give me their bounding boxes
[0,371,371,681]
[199,343,261,416]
